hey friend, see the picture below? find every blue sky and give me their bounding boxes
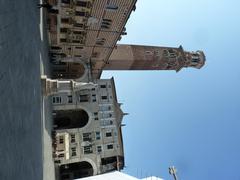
[102,0,240,179]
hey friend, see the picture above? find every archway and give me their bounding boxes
[52,62,86,80]
[60,161,94,180]
[54,109,89,130]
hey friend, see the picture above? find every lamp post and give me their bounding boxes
[169,166,178,180]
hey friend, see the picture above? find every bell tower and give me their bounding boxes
[103,44,205,72]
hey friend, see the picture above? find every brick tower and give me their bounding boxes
[103,44,205,72]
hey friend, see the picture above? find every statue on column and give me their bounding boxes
[41,75,97,96]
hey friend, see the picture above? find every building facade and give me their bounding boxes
[44,1,206,180]
[51,78,125,179]
[47,0,205,81]
[47,0,137,81]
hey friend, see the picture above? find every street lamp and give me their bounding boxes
[169,166,178,180]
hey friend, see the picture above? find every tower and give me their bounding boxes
[102,44,205,72]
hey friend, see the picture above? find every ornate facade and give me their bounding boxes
[48,0,137,81]
[44,0,206,180]
[50,78,125,179]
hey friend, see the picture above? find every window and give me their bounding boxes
[102,113,112,118]
[168,49,175,54]
[106,132,112,137]
[101,21,111,26]
[60,38,67,43]
[163,50,169,57]
[94,112,98,119]
[73,31,85,35]
[95,117,99,120]
[101,96,107,100]
[101,19,112,29]
[72,40,80,43]
[68,95,73,103]
[101,24,110,29]
[75,11,86,16]
[100,105,111,111]
[51,46,62,50]
[100,120,113,126]
[92,94,96,102]
[76,1,87,7]
[76,47,83,50]
[107,144,113,150]
[95,132,101,140]
[60,28,68,33]
[71,147,77,156]
[70,134,75,143]
[96,38,106,46]
[82,133,92,141]
[97,146,102,153]
[192,57,200,63]
[145,51,153,55]
[61,18,69,24]
[100,85,106,88]
[52,96,61,104]
[106,4,118,11]
[59,136,64,144]
[103,18,112,22]
[74,23,84,28]
[84,145,93,154]
[62,0,70,4]
[79,95,89,102]
[58,154,65,158]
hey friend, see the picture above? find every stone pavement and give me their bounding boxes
[0,0,55,180]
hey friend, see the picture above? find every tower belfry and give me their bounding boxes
[103,44,205,72]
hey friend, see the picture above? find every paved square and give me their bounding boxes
[0,1,55,180]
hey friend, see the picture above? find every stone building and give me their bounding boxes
[51,78,126,179]
[46,0,205,81]
[47,0,137,81]
[44,0,206,180]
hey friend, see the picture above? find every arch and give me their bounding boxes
[54,109,89,130]
[52,61,87,80]
[60,161,94,180]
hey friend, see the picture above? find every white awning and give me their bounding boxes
[77,171,163,180]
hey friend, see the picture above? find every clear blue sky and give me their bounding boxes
[102,0,240,179]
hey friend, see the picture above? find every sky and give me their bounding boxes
[102,0,240,180]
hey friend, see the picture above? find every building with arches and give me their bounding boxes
[52,78,126,179]
[45,0,206,180]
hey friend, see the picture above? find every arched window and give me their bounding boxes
[106,4,118,11]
